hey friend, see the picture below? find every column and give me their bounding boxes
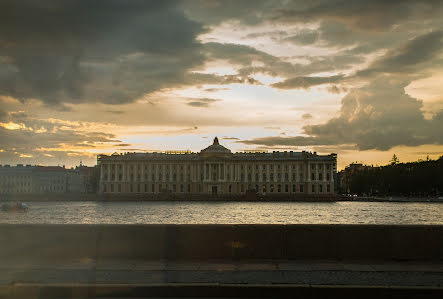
[107,164,111,183]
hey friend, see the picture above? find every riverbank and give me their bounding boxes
[1,193,339,202]
[342,196,443,203]
[1,193,443,202]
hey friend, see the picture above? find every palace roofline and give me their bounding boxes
[98,137,337,161]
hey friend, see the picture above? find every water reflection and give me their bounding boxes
[1,201,442,225]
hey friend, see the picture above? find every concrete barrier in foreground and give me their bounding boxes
[1,224,442,262]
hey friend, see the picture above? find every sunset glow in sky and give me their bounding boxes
[1,0,443,169]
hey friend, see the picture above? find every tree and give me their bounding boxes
[390,154,399,165]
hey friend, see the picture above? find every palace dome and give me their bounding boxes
[200,137,232,156]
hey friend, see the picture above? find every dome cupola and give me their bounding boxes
[200,136,232,157]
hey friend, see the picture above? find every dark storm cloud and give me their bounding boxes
[357,30,443,77]
[182,0,276,26]
[202,42,291,76]
[273,0,443,31]
[202,42,362,79]
[186,1,443,30]
[0,0,206,105]
[284,21,409,55]
[273,30,443,90]
[189,1,443,59]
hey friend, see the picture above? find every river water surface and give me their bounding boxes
[1,201,442,224]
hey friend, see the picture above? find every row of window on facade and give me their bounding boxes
[0,176,65,184]
[102,162,331,172]
[103,171,331,182]
[103,183,331,193]
[0,175,32,181]
[0,185,65,193]
[0,182,32,187]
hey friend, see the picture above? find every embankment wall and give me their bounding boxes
[1,224,442,261]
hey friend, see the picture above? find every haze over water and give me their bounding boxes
[2,201,442,225]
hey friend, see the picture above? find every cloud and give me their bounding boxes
[203,87,230,92]
[0,108,7,121]
[356,30,443,77]
[0,109,121,165]
[1,0,443,166]
[203,42,365,83]
[186,97,221,107]
[222,137,239,140]
[303,76,443,150]
[273,30,443,90]
[233,32,443,151]
[0,0,206,105]
[272,75,345,90]
[240,75,443,150]
[238,135,337,147]
[327,85,348,94]
[202,42,296,78]
[284,29,319,45]
[273,0,443,31]
[106,110,125,115]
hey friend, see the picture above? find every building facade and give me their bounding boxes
[0,164,96,194]
[337,163,374,194]
[98,137,337,197]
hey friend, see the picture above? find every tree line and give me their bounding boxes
[342,155,443,197]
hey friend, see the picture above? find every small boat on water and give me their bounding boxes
[1,202,29,212]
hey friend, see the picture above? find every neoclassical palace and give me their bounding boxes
[98,137,337,196]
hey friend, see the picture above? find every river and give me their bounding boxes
[1,201,442,224]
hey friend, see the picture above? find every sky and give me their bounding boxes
[1,0,443,170]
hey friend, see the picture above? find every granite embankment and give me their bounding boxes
[1,224,442,297]
[1,224,442,261]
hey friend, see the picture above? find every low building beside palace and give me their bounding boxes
[98,137,337,197]
[0,164,96,194]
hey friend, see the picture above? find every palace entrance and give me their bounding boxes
[211,186,218,196]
